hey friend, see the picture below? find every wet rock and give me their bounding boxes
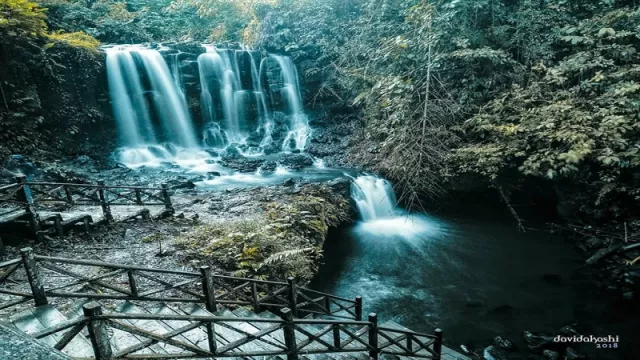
[74,155,93,165]
[283,178,295,187]
[483,345,508,360]
[207,172,221,179]
[493,336,513,350]
[327,178,350,193]
[543,349,560,360]
[565,347,587,360]
[167,180,196,189]
[524,331,556,352]
[623,291,634,300]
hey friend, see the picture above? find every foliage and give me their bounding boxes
[452,7,640,220]
[46,30,100,50]
[0,0,47,36]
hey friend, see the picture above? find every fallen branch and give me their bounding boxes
[496,186,525,232]
[0,81,9,113]
[586,243,640,265]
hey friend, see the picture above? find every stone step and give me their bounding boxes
[110,301,169,355]
[242,308,357,360]
[10,304,94,357]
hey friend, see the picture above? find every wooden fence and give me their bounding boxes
[0,248,361,319]
[0,176,174,240]
[30,304,442,360]
[0,249,443,359]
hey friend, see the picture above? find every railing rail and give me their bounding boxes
[0,249,361,319]
[0,176,175,240]
[27,303,442,360]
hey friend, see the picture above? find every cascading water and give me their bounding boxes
[106,43,316,173]
[137,48,198,148]
[271,55,311,152]
[350,175,432,236]
[197,46,246,144]
[351,176,398,221]
[106,48,155,146]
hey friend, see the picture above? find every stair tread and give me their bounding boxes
[11,305,94,357]
[110,301,169,355]
[147,302,210,350]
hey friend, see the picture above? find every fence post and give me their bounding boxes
[324,296,331,315]
[200,266,217,312]
[200,266,218,354]
[15,176,41,242]
[355,296,363,321]
[161,183,174,214]
[127,270,139,297]
[287,277,298,317]
[97,181,113,222]
[83,302,113,360]
[433,328,443,360]
[281,307,298,360]
[368,313,379,360]
[251,282,261,312]
[134,189,143,205]
[64,185,74,204]
[20,247,48,306]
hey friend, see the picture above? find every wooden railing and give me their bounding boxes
[29,303,442,360]
[0,248,361,320]
[0,176,174,239]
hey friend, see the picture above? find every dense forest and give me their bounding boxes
[2,0,639,225]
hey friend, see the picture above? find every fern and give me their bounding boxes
[260,248,314,267]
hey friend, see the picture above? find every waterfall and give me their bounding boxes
[197,46,245,144]
[271,55,311,152]
[350,175,398,221]
[105,48,155,146]
[137,49,198,148]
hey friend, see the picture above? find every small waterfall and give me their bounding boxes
[137,48,198,148]
[272,55,311,152]
[351,175,398,221]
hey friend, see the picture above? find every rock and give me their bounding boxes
[207,171,221,179]
[565,347,587,360]
[623,291,634,300]
[74,155,93,165]
[327,178,350,193]
[283,178,295,187]
[168,180,196,189]
[584,237,603,249]
[123,229,135,241]
[483,345,509,360]
[543,349,560,360]
[524,331,556,352]
[493,336,513,350]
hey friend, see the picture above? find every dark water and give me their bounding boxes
[310,212,638,359]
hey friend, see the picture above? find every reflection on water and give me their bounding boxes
[311,214,636,359]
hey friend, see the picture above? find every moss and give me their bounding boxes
[46,31,100,51]
[175,184,351,283]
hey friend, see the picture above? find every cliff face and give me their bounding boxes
[0,36,113,161]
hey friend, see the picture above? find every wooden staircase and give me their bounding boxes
[8,300,468,360]
[0,250,470,360]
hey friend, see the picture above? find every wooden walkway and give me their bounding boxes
[0,249,472,359]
